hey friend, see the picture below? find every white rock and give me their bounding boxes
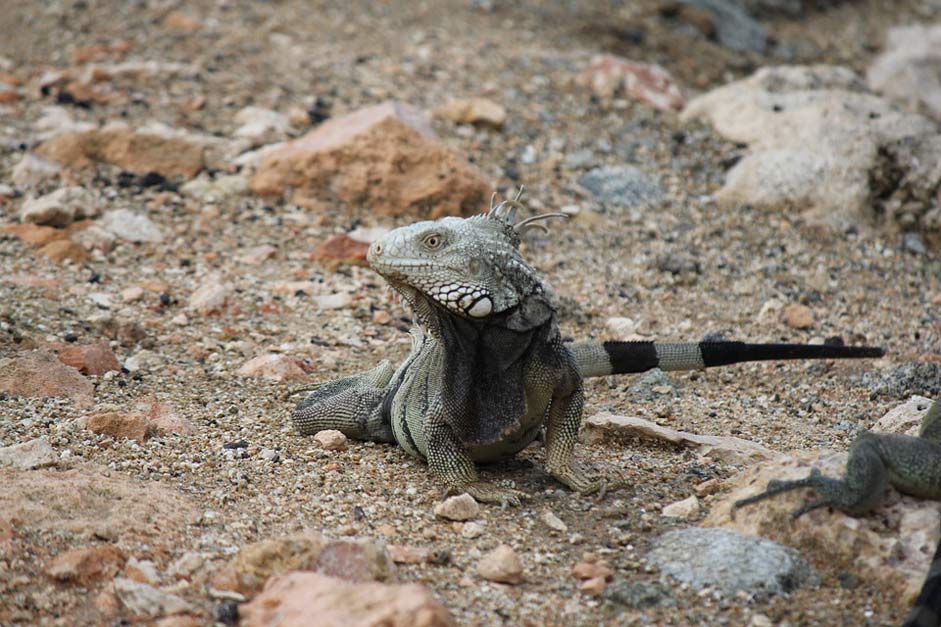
[873,396,934,437]
[867,24,941,121]
[180,174,248,201]
[314,293,353,310]
[434,493,480,521]
[19,186,97,227]
[99,209,164,243]
[477,544,524,584]
[126,557,161,584]
[0,437,58,470]
[168,552,205,579]
[461,521,486,539]
[313,429,347,451]
[11,154,61,189]
[662,495,701,519]
[113,577,191,618]
[188,274,232,314]
[35,106,96,140]
[233,106,292,146]
[541,510,568,532]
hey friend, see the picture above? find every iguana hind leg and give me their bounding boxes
[734,435,889,519]
[291,360,396,442]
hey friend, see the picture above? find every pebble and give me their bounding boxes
[435,97,507,128]
[461,521,486,539]
[0,437,59,470]
[477,544,524,584]
[99,209,164,243]
[19,186,97,227]
[313,429,347,451]
[237,354,308,381]
[782,303,814,329]
[45,545,126,583]
[188,274,232,314]
[661,495,701,519]
[434,493,480,521]
[56,341,121,375]
[541,510,568,532]
[113,577,192,618]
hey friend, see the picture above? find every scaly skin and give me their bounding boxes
[291,194,883,505]
[734,397,941,626]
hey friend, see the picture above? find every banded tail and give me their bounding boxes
[569,340,885,378]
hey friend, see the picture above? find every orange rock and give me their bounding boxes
[3,223,68,247]
[782,303,814,329]
[71,41,131,64]
[251,101,490,218]
[579,576,608,596]
[0,71,22,86]
[571,561,614,581]
[310,233,369,265]
[136,399,195,436]
[237,354,308,381]
[57,341,121,375]
[85,412,153,442]
[0,89,20,104]
[36,128,204,179]
[387,545,433,564]
[239,572,455,627]
[577,54,685,112]
[0,350,94,408]
[163,11,202,32]
[45,545,126,583]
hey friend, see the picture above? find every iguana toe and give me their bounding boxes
[459,481,530,507]
[549,464,628,496]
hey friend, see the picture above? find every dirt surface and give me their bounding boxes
[1,1,940,625]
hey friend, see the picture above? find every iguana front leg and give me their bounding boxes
[424,409,529,507]
[544,384,626,495]
[291,360,396,442]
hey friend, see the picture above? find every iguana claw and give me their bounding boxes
[457,481,530,507]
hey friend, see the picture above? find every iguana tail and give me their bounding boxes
[569,340,885,377]
[904,532,941,627]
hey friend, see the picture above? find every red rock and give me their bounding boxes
[310,233,370,265]
[0,89,20,104]
[137,399,195,436]
[36,128,204,179]
[56,341,121,375]
[3,223,68,247]
[577,54,684,112]
[579,576,607,596]
[86,412,153,441]
[315,539,396,583]
[251,100,490,218]
[0,350,93,408]
[237,354,308,381]
[45,545,126,583]
[238,572,455,627]
[37,239,89,263]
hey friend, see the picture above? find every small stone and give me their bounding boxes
[782,303,814,329]
[121,286,145,302]
[435,98,507,128]
[662,495,701,519]
[695,478,721,496]
[387,545,433,564]
[434,493,479,521]
[461,521,486,539]
[237,245,276,265]
[45,545,126,583]
[0,437,59,470]
[19,186,97,227]
[605,317,641,340]
[750,613,774,627]
[580,576,607,596]
[541,510,568,532]
[188,274,232,314]
[477,544,524,584]
[571,561,614,581]
[85,412,153,442]
[98,209,164,243]
[313,429,347,451]
[113,577,192,618]
[37,239,90,264]
[163,11,202,32]
[314,293,353,310]
[310,233,370,265]
[168,552,205,579]
[372,310,392,325]
[11,153,61,189]
[237,354,308,381]
[234,106,292,146]
[56,341,121,375]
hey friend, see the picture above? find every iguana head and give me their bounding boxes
[367,192,566,332]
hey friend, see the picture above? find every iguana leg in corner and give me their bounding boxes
[291,360,396,442]
[734,397,941,627]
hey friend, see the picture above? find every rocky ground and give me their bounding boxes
[1,0,940,625]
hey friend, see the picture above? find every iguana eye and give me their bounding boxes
[422,233,443,250]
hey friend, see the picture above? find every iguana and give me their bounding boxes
[734,396,941,627]
[292,194,884,506]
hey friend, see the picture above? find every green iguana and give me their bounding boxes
[735,396,941,627]
[292,194,883,506]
